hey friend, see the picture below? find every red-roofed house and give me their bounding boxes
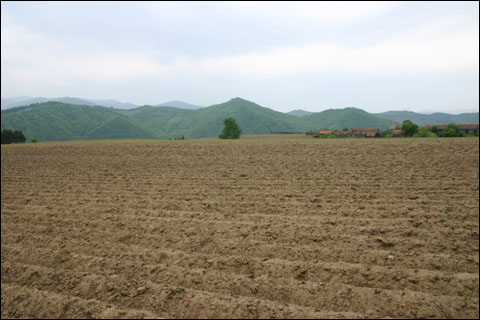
[317,130,333,135]
[391,129,404,137]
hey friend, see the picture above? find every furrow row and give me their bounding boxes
[3,235,478,298]
[1,282,162,319]
[2,262,368,319]
[3,220,478,272]
[2,208,478,242]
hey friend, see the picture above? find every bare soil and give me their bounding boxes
[1,135,479,319]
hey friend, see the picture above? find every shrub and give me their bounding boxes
[440,124,464,137]
[413,127,437,138]
[319,133,336,139]
[381,130,393,138]
[219,117,242,139]
[1,129,26,144]
[31,138,38,143]
[429,125,438,135]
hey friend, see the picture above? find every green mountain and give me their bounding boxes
[374,111,479,126]
[1,96,138,110]
[189,98,303,137]
[287,109,316,117]
[117,98,302,138]
[155,100,204,110]
[1,102,158,141]
[116,106,196,139]
[118,98,395,138]
[300,107,395,131]
[1,98,397,142]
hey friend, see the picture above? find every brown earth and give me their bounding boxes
[1,135,479,319]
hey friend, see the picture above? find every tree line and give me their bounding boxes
[382,120,470,138]
[1,129,27,144]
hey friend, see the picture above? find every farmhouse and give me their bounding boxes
[425,124,479,136]
[317,130,333,136]
[334,129,352,138]
[391,129,404,137]
[390,124,403,130]
[313,130,334,138]
[351,128,381,138]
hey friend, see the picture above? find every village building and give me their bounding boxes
[391,129,404,137]
[313,130,333,138]
[317,130,333,135]
[390,124,403,130]
[334,129,352,138]
[351,128,381,138]
[425,124,479,136]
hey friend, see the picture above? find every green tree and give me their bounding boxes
[413,127,437,138]
[429,125,438,135]
[1,129,26,144]
[381,130,393,138]
[342,126,349,131]
[401,120,418,137]
[440,124,463,137]
[219,117,242,139]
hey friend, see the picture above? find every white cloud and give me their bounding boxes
[3,17,478,94]
[227,1,399,25]
[175,17,479,77]
[1,19,167,82]
[1,1,478,108]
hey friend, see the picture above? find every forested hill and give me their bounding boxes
[286,110,316,117]
[374,111,479,126]
[0,102,158,142]
[2,98,399,142]
[116,98,397,137]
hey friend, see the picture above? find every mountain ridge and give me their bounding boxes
[155,100,205,110]
[286,109,316,117]
[2,97,478,142]
[374,110,479,126]
[2,96,204,110]
[2,98,396,141]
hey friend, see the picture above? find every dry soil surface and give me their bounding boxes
[1,135,479,318]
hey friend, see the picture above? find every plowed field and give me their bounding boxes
[1,135,479,319]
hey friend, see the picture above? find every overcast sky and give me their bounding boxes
[1,1,479,113]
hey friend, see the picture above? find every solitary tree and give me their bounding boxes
[219,117,242,139]
[401,120,418,137]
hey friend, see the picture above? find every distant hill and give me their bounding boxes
[1,102,158,141]
[287,110,316,117]
[189,98,302,137]
[116,106,197,139]
[2,98,399,142]
[300,107,395,131]
[85,99,138,109]
[2,97,50,109]
[50,97,98,106]
[374,111,479,126]
[1,96,35,108]
[118,98,302,138]
[1,96,96,109]
[155,101,204,110]
[1,96,138,110]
